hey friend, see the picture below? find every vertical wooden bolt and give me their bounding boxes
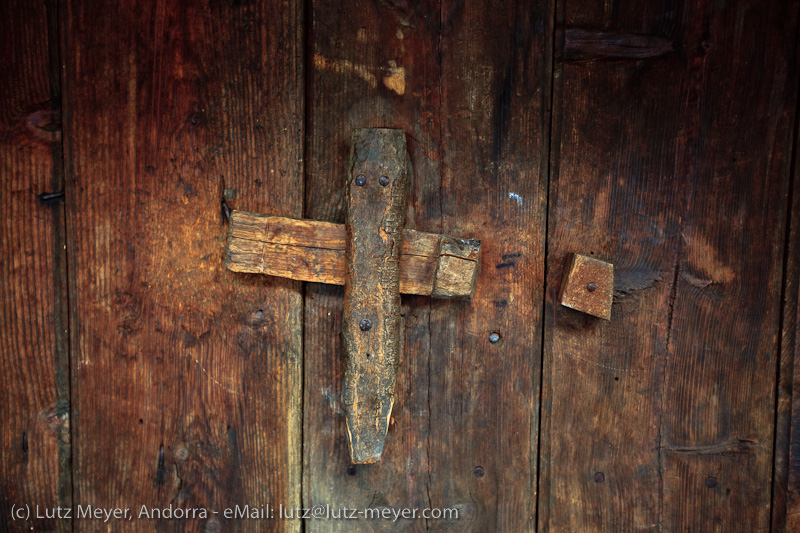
[341,129,410,464]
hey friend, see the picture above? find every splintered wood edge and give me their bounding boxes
[225,211,481,299]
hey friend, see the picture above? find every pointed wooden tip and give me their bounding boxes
[345,397,393,464]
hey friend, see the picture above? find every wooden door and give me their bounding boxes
[1,0,799,531]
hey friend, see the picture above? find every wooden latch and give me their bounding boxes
[225,128,480,463]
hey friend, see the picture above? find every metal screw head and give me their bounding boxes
[705,477,717,488]
[587,282,597,292]
[594,472,605,483]
[347,465,357,476]
[489,332,500,344]
[379,175,390,186]
[474,466,485,478]
[359,319,373,331]
[355,175,366,186]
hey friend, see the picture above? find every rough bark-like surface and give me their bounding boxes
[0,1,70,530]
[341,128,409,464]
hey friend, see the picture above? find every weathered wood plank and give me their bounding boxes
[659,3,796,529]
[0,1,70,531]
[302,0,447,530]
[432,1,552,529]
[772,84,800,532]
[341,128,409,464]
[62,0,303,530]
[540,1,798,531]
[303,0,552,528]
[225,211,480,298]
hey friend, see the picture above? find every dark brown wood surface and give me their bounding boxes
[301,1,446,528]
[61,0,303,531]
[541,1,798,531]
[0,1,70,531]
[302,0,551,530]
[2,0,799,531]
[773,74,800,532]
[432,1,551,529]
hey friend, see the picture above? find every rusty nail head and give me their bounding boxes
[474,466,485,477]
[705,477,717,488]
[595,472,605,483]
[489,332,500,343]
[355,175,366,186]
[379,175,390,186]
[587,282,597,292]
[359,319,372,331]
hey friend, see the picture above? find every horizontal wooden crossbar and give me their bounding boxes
[225,211,481,299]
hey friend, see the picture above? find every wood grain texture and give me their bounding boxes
[225,211,480,298]
[302,0,552,530]
[433,0,551,529]
[301,0,447,529]
[557,28,675,62]
[540,1,798,531]
[771,48,800,533]
[342,128,409,464]
[61,0,303,531]
[0,1,70,531]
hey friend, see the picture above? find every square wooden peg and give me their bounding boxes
[559,253,614,320]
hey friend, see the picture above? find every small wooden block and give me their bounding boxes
[559,253,614,320]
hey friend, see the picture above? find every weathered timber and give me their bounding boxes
[301,0,447,526]
[62,0,304,531]
[431,1,552,528]
[772,67,800,532]
[540,1,798,531]
[559,253,614,320]
[225,212,480,299]
[340,128,409,464]
[557,27,674,62]
[0,1,70,530]
[302,0,552,528]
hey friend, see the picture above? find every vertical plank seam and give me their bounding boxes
[424,2,447,529]
[300,0,311,528]
[658,254,681,532]
[535,0,558,529]
[769,19,800,529]
[53,0,76,531]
